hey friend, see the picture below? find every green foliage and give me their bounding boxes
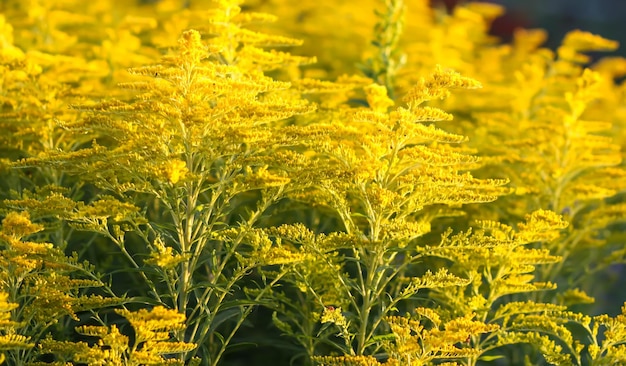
[36,306,197,366]
[1,0,626,365]
[0,291,33,365]
[0,211,123,364]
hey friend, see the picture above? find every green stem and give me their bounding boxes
[210,270,289,366]
[356,249,384,355]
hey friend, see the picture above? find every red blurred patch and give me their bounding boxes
[431,0,463,13]
[430,0,530,41]
[490,10,530,40]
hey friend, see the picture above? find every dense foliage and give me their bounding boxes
[1,0,626,365]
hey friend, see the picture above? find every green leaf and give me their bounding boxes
[479,355,505,361]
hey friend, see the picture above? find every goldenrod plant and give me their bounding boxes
[1,0,626,365]
[264,67,510,364]
[8,1,318,364]
[441,25,626,306]
[0,291,32,365]
[0,211,122,365]
[33,306,197,366]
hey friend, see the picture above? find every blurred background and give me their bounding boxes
[439,0,626,55]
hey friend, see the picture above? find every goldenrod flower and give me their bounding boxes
[162,159,188,184]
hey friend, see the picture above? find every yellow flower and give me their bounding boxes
[146,236,190,269]
[163,159,188,184]
[0,211,44,239]
[320,306,347,328]
[364,83,394,112]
